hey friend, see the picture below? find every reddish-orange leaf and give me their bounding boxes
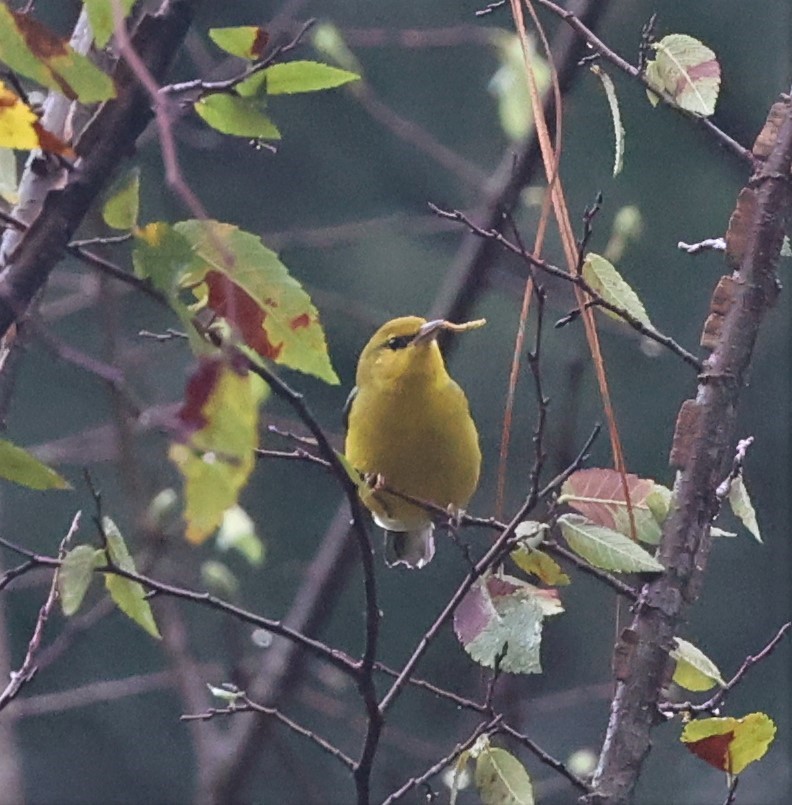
[32,121,76,158]
[560,468,654,531]
[205,271,284,361]
[685,731,734,772]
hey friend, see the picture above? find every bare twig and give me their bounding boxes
[0,513,81,714]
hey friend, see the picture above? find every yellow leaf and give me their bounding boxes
[0,80,38,149]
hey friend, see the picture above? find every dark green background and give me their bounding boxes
[1,1,789,803]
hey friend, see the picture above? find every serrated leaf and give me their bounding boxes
[475,744,534,805]
[454,575,562,674]
[102,167,139,230]
[0,6,115,103]
[194,93,281,140]
[557,513,664,573]
[103,517,160,638]
[263,60,360,94]
[84,0,136,49]
[681,713,776,775]
[645,34,720,117]
[169,355,267,544]
[559,468,662,545]
[0,438,70,490]
[488,32,549,143]
[727,472,762,543]
[671,638,726,691]
[209,26,269,60]
[590,65,624,177]
[510,546,570,586]
[215,505,264,566]
[176,219,339,384]
[582,253,652,328]
[58,545,103,616]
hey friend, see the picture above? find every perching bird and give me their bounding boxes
[344,316,483,568]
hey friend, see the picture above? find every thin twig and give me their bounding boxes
[182,694,357,771]
[381,716,501,804]
[429,203,703,370]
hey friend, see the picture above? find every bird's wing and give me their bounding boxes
[342,385,358,433]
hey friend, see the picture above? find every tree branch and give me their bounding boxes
[586,97,792,805]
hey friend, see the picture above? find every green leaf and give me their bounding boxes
[671,638,726,692]
[103,517,161,638]
[510,545,570,586]
[194,93,281,139]
[557,513,664,573]
[176,219,339,384]
[84,0,136,49]
[591,65,624,177]
[513,520,548,549]
[170,356,268,544]
[475,743,535,805]
[582,253,652,328]
[0,438,70,490]
[727,473,762,543]
[209,26,269,61]
[263,61,360,95]
[216,505,265,566]
[454,575,563,674]
[645,483,672,527]
[58,545,103,616]
[488,32,549,143]
[200,559,239,598]
[0,5,115,103]
[102,167,140,230]
[645,34,720,117]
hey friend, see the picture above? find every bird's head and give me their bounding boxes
[355,316,484,388]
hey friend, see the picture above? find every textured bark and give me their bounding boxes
[587,97,792,804]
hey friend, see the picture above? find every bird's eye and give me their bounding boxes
[385,334,414,350]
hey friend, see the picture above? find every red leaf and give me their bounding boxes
[561,468,654,530]
[250,27,270,59]
[32,121,76,158]
[290,312,311,330]
[685,731,735,772]
[205,271,283,360]
[175,358,223,436]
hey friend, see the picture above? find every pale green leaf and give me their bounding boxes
[475,745,534,805]
[194,93,281,139]
[103,517,161,638]
[582,253,652,328]
[671,637,726,692]
[84,0,136,49]
[448,749,471,805]
[0,438,70,490]
[263,60,360,95]
[591,65,624,177]
[58,545,103,616]
[102,167,139,230]
[645,34,720,117]
[514,520,548,549]
[215,505,264,566]
[206,682,243,702]
[558,513,664,573]
[488,32,549,142]
[728,473,762,543]
[200,560,239,598]
[209,26,269,60]
[454,575,562,674]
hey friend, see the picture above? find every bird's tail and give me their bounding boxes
[384,524,435,569]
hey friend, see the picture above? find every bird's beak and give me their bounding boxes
[412,319,446,346]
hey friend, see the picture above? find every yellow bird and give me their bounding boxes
[344,316,483,568]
